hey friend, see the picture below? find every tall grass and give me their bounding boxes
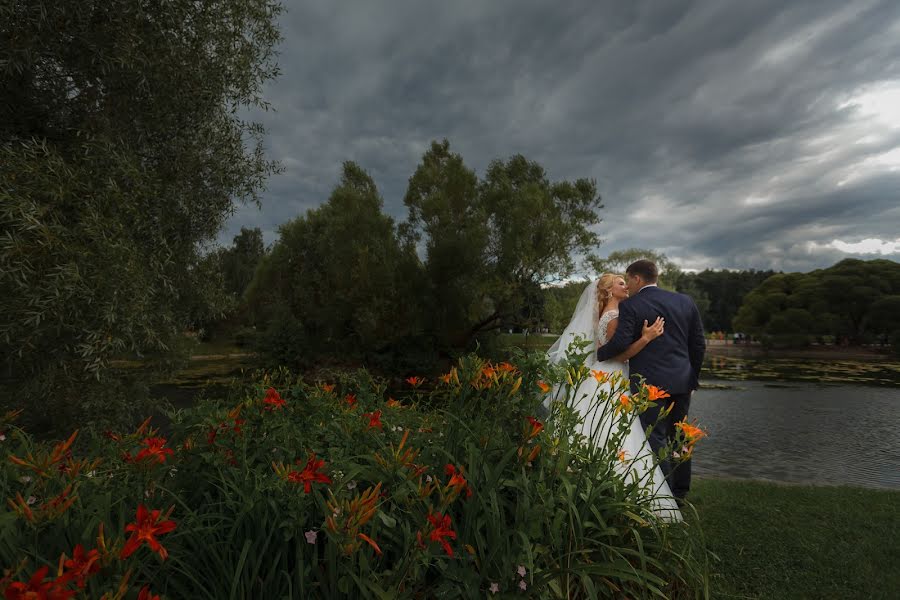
[0,346,709,598]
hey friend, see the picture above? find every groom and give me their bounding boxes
[596,260,706,503]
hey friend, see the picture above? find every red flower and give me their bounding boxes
[120,504,177,560]
[344,394,358,408]
[405,376,424,387]
[3,566,75,600]
[263,387,286,410]
[134,437,174,464]
[287,453,332,493]
[137,586,161,600]
[525,416,544,439]
[444,464,473,498]
[362,410,383,430]
[61,544,100,589]
[425,512,457,556]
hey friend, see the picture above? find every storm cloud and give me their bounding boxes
[222,0,900,273]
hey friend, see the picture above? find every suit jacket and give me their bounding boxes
[596,286,705,394]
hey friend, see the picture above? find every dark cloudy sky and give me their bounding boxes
[222,0,900,273]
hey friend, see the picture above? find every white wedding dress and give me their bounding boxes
[546,281,681,522]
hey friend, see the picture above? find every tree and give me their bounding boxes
[1,0,283,432]
[542,281,592,333]
[220,227,267,300]
[246,162,424,368]
[589,248,682,289]
[733,259,900,346]
[676,268,776,332]
[402,140,603,347]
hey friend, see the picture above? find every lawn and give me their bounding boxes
[688,478,899,600]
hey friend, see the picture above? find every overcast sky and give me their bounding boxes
[222,0,900,273]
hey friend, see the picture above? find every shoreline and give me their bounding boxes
[694,473,899,493]
[704,342,896,361]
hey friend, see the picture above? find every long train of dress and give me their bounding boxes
[567,355,681,522]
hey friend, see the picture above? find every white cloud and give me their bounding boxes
[828,238,900,255]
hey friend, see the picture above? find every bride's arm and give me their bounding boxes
[607,317,665,361]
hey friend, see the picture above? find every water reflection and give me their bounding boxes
[691,380,900,489]
[703,354,900,386]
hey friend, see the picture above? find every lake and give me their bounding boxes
[692,353,900,490]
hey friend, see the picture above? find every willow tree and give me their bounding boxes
[0,0,282,431]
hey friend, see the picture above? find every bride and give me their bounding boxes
[545,273,681,521]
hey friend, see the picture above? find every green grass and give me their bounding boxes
[688,478,900,600]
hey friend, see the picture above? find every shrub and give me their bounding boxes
[0,348,708,598]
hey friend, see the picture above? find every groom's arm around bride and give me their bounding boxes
[595,260,705,501]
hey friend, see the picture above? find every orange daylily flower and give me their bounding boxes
[321,383,336,393]
[423,512,457,556]
[444,464,473,498]
[675,420,706,442]
[438,367,459,385]
[591,370,609,383]
[286,453,332,493]
[385,397,401,408]
[134,437,174,464]
[3,565,74,600]
[615,394,633,415]
[262,387,286,410]
[405,376,425,387]
[525,416,544,439]
[644,385,671,401]
[497,362,517,374]
[120,504,177,560]
[362,410,383,430]
[537,381,551,393]
[344,394,358,409]
[61,544,101,589]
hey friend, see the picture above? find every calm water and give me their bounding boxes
[691,379,900,490]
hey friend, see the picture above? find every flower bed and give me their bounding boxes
[1,350,708,598]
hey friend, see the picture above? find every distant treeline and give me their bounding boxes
[733,258,900,349]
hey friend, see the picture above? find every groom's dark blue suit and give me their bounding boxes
[596,285,706,499]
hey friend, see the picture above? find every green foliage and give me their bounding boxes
[0,351,709,599]
[214,227,268,301]
[676,269,777,332]
[403,140,603,347]
[733,259,900,346]
[0,0,283,433]
[590,248,682,289]
[542,281,593,333]
[247,162,425,368]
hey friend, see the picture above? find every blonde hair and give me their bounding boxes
[596,273,624,314]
